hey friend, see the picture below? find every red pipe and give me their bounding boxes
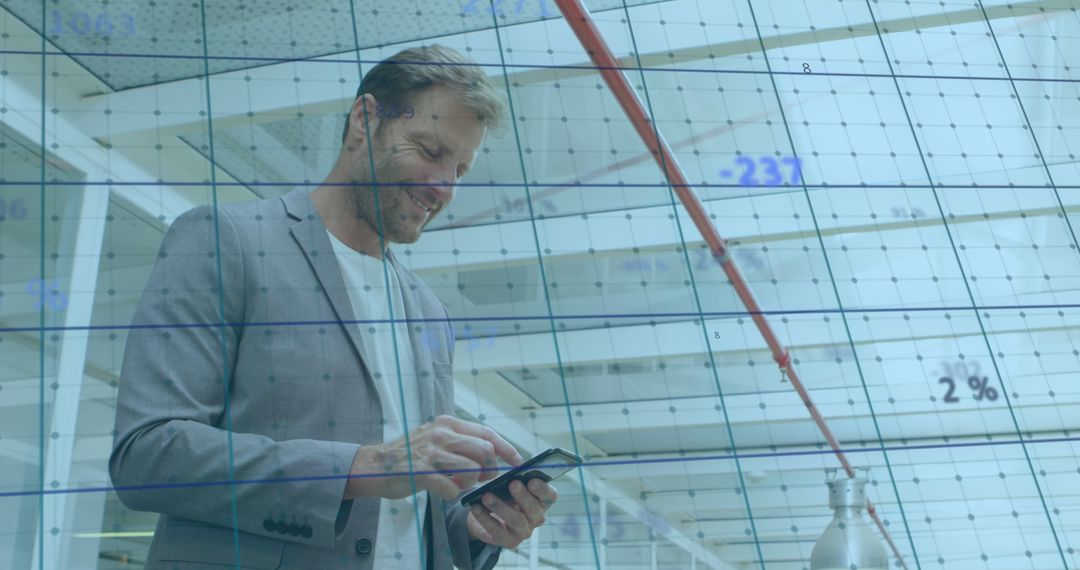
[550,1,908,568]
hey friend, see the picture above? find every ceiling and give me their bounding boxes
[3,0,665,90]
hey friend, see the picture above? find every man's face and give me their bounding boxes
[345,85,486,245]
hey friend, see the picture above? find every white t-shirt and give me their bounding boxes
[327,229,427,569]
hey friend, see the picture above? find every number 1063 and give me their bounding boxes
[50,12,136,38]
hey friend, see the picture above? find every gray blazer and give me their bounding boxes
[110,187,500,570]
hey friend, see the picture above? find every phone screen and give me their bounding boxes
[460,447,582,506]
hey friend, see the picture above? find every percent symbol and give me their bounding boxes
[967,376,998,401]
[27,278,69,312]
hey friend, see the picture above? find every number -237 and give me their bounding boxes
[720,156,802,187]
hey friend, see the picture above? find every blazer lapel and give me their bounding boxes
[282,187,434,424]
[281,188,377,398]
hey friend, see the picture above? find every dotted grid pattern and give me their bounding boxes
[0,0,656,90]
[421,4,1079,566]
[3,0,1080,569]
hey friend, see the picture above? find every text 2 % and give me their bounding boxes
[937,375,998,403]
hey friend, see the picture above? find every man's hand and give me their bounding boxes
[344,415,523,500]
[466,478,559,549]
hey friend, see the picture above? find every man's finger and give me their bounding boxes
[508,480,546,525]
[428,452,483,489]
[421,473,467,501]
[441,434,500,478]
[527,478,559,508]
[470,505,511,546]
[481,493,530,538]
[438,416,522,466]
[467,509,496,544]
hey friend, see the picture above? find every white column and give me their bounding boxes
[30,185,110,570]
[65,486,106,569]
[651,539,658,570]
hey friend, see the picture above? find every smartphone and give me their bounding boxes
[460,447,582,507]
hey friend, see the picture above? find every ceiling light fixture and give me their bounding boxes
[810,468,888,570]
[73,531,155,539]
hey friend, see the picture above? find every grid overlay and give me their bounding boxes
[1,0,1079,569]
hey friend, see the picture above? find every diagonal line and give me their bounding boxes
[36,2,47,569]
[861,1,1071,568]
[9,300,1080,336]
[741,1,917,567]
[193,2,244,568]
[8,0,1070,91]
[486,0,603,566]
[611,0,772,566]
[974,1,1080,270]
[8,433,1080,501]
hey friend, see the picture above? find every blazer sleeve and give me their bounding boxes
[108,204,359,549]
[445,499,502,570]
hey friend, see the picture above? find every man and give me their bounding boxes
[110,44,558,570]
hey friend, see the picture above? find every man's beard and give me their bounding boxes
[345,151,427,246]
